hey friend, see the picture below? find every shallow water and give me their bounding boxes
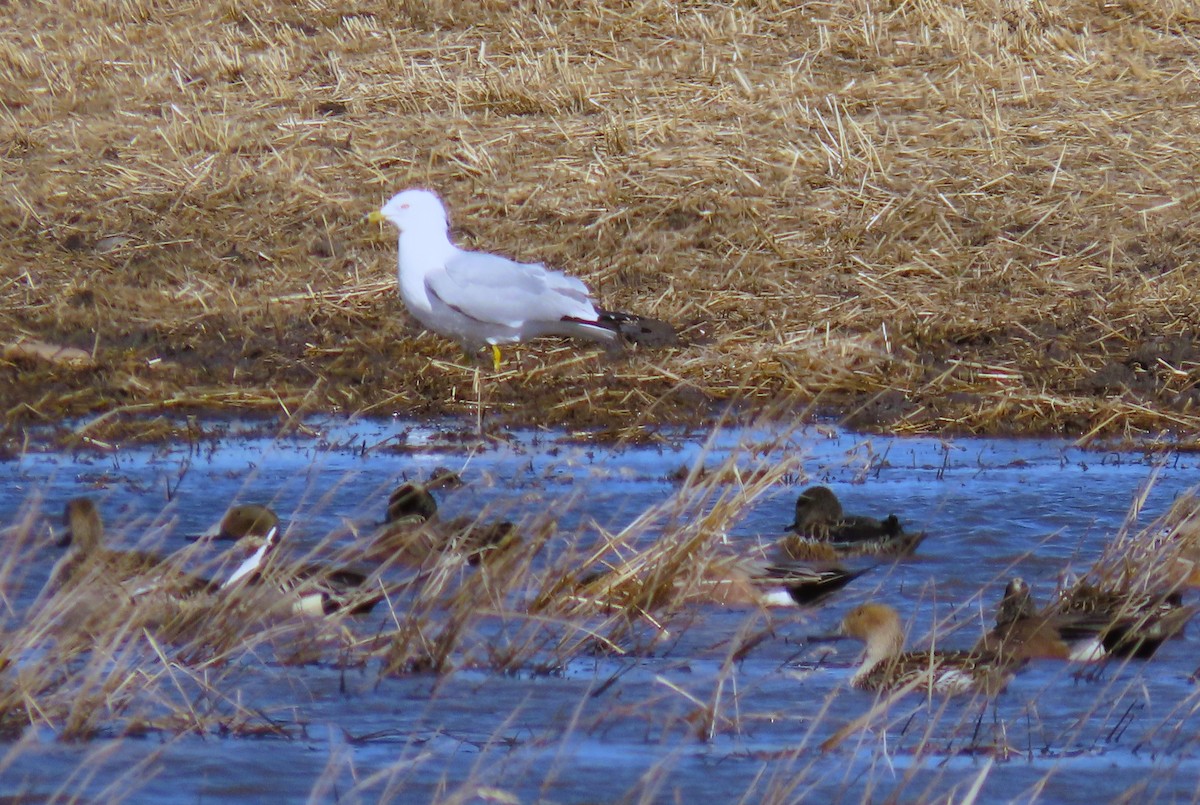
[3,418,1200,803]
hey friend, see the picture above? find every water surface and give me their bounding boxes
[2,418,1198,802]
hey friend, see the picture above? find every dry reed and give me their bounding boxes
[1,430,1197,801]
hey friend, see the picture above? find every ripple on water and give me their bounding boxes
[2,417,1199,802]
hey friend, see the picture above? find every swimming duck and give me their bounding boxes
[786,486,925,558]
[47,498,212,599]
[564,551,865,615]
[370,469,520,567]
[701,555,867,607]
[1053,580,1196,660]
[840,603,1016,696]
[973,578,1077,662]
[212,504,380,616]
[973,575,1193,662]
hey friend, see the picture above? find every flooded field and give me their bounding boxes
[3,417,1200,802]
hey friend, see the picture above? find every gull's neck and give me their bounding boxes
[397,222,457,317]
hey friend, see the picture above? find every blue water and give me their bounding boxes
[1,417,1199,802]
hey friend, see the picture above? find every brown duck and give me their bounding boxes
[973,578,1077,662]
[370,469,520,567]
[47,498,212,599]
[840,603,1016,696]
[784,486,925,559]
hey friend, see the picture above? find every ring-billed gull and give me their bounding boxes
[370,188,676,368]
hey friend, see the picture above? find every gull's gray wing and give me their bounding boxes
[427,250,599,327]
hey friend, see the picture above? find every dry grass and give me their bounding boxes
[2,1,1200,447]
[1083,476,1200,600]
[0,426,817,743]
[2,426,1200,800]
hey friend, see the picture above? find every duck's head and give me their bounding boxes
[426,466,464,491]
[996,577,1035,626]
[791,485,843,530]
[840,602,905,656]
[218,504,279,541]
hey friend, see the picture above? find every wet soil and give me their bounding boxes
[6,2,1200,448]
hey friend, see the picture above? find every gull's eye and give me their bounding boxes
[400,203,410,209]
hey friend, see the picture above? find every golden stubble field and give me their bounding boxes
[3,0,1200,446]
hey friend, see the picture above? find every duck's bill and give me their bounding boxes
[805,632,851,644]
[184,527,236,543]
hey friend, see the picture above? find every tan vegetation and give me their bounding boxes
[2,429,1199,799]
[0,441,810,738]
[3,1,1200,446]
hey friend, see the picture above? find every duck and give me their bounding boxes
[973,578,1077,662]
[972,575,1194,662]
[46,498,213,599]
[196,504,280,542]
[369,469,520,567]
[563,551,866,615]
[1052,580,1196,660]
[840,603,1016,696]
[210,504,381,617]
[785,486,925,559]
[40,499,221,638]
[701,555,868,607]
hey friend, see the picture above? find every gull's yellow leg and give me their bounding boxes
[492,345,502,371]
[473,364,483,434]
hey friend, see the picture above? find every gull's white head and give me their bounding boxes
[376,188,449,234]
